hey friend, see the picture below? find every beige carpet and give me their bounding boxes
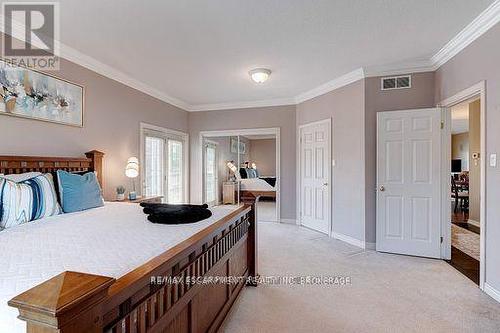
[220,223,500,332]
[452,224,480,261]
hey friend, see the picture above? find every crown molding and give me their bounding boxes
[431,0,500,70]
[59,45,191,110]
[0,17,191,111]
[364,58,434,78]
[1,1,498,112]
[294,68,365,104]
[187,96,296,112]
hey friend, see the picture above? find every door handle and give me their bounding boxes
[379,185,385,192]
[323,182,328,186]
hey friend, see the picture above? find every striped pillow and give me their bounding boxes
[0,173,61,229]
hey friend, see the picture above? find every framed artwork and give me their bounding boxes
[0,60,84,127]
[230,137,246,154]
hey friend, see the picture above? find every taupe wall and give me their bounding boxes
[435,23,500,292]
[364,72,436,244]
[468,100,480,223]
[188,106,296,220]
[0,35,188,199]
[249,139,276,176]
[296,80,366,242]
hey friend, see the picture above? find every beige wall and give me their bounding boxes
[435,22,500,293]
[364,72,436,244]
[468,100,481,223]
[452,133,469,171]
[0,37,188,200]
[296,80,366,242]
[188,106,296,220]
[249,139,276,177]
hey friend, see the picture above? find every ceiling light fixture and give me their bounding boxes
[249,68,271,83]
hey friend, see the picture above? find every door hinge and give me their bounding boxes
[440,236,443,243]
[440,121,444,129]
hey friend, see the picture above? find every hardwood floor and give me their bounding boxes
[448,246,479,285]
[448,204,480,285]
[451,207,480,234]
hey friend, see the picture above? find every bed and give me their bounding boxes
[0,151,257,333]
[239,178,276,192]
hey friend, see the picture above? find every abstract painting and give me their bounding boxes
[0,60,83,127]
[230,137,246,154]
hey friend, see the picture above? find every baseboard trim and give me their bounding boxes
[365,242,376,250]
[280,218,297,224]
[484,283,500,303]
[332,232,366,249]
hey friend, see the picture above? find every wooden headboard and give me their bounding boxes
[0,150,105,186]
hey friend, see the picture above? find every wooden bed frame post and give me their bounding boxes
[85,150,105,187]
[8,271,115,333]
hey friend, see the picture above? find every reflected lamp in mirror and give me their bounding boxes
[125,157,139,199]
[227,161,237,181]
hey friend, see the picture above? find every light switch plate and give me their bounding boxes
[490,154,497,167]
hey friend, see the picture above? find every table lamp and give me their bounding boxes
[125,157,139,200]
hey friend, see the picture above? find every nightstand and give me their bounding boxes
[115,196,163,204]
[223,182,237,204]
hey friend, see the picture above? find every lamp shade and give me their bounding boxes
[226,161,237,173]
[125,157,139,178]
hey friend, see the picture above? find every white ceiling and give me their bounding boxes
[8,0,497,110]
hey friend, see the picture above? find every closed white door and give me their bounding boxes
[376,108,442,258]
[300,119,331,234]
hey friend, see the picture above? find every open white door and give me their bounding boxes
[376,108,442,258]
[299,119,331,235]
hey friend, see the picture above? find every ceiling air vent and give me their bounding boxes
[381,75,411,91]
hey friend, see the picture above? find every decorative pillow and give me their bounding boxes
[0,172,42,182]
[0,173,61,229]
[239,168,248,179]
[57,170,104,213]
[246,168,258,178]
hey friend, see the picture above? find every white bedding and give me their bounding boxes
[0,202,241,333]
[239,178,276,191]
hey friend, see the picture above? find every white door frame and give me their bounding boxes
[199,127,281,222]
[139,122,189,203]
[297,118,333,236]
[438,81,486,290]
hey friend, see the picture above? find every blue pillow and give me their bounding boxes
[56,170,104,213]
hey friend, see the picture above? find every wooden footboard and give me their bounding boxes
[8,204,257,333]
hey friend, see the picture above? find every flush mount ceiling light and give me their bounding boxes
[249,68,271,83]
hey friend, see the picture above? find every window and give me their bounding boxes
[204,142,218,206]
[141,124,188,203]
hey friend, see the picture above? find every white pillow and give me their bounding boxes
[0,172,42,182]
[0,173,61,229]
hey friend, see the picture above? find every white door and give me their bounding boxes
[204,142,218,206]
[376,108,442,258]
[300,119,331,234]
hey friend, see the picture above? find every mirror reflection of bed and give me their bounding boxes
[202,133,278,223]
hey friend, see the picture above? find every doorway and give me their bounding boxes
[200,128,281,223]
[440,82,486,288]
